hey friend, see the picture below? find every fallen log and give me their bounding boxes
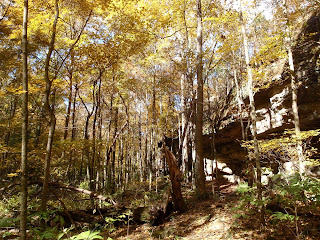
[29,181,118,206]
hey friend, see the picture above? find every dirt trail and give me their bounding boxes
[101,178,320,239]
[108,183,252,240]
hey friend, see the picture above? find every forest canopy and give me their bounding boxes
[1,0,320,239]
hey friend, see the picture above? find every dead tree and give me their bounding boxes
[162,145,187,213]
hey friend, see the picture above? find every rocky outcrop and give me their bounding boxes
[203,10,320,173]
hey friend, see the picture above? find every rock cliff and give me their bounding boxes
[202,10,320,175]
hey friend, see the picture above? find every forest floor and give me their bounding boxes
[1,178,320,239]
[104,179,320,240]
[102,181,262,240]
[109,182,242,240]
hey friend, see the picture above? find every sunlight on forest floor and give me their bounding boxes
[108,183,261,240]
[105,179,320,240]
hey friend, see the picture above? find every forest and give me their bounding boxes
[1,0,320,239]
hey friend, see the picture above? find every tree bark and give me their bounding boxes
[195,0,206,198]
[163,145,187,212]
[240,0,264,225]
[283,0,304,176]
[63,65,73,140]
[181,0,191,177]
[20,0,28,238]
[40,0,59,227]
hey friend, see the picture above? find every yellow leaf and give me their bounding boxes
[7,173,18,177]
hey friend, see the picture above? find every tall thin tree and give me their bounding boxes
[239,0,264,225]
[282,0,304,176]
[21,0,29,238]
[40,0,59,227]
[195,0,206,198]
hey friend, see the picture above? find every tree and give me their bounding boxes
[20,0,28,238]
[239,0,264,225]
[282,0,304,176]
[195,0,206,198]
[40,0,59,227]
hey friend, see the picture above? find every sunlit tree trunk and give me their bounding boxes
[111,106,118,193]
[104,93,113,190]
[95,75,103,192]
[71,87,78,140]
[191,96,196,186]
[138,112,143,181]
[40,0,59,228]
[181,0,190,177]
[118,134,124,188]
[63,58,73,141]
[150,75,157,190]
[64,59,73,180]
[195,0,206,198]
[20,0,28,238]
[91,72,102,191]
[206,86,219,196]
[283,0,304,176]
[240,0,264,225]
[68,86,78,181]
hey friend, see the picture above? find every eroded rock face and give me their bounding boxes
[204,10,320,173]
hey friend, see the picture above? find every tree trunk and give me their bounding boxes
[150,75,157,190]
[138,112,143,181]
[40,0,59,228]
[91,74,102,191]
[283,0,304,176]
[63,70,73,140]
[71,86,78,140]
[163,146,187,212]
[181,1,190,176]
[20,0,28,238]
[240,0,264,225]
[195,0,206,198]
[41,113,56,224]
[111,106,118,193]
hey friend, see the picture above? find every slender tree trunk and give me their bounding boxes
[41,114,56,220]
[240,0,264,225]
[91,103,98,191]
[191,96,196,186]
[64,69,73,180]
[96,76,103,191]
[233,60,253,184]
[20,0,28,238]
[91,74,102,191]
[110,106,118,193]
[105,93,113,191]
[83,113,91,181]
[138,112,143,181]
[71,87,78,140]
[195,0,206,198]
[40,0,59,227]
[64,71,73,140]
[150,76,157,190]
[180,74,188,176]
[181,1,190,176]
[69,87,77,181]
[233,65,245,141]
[144,104,149,181]
[283,0,304,176]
